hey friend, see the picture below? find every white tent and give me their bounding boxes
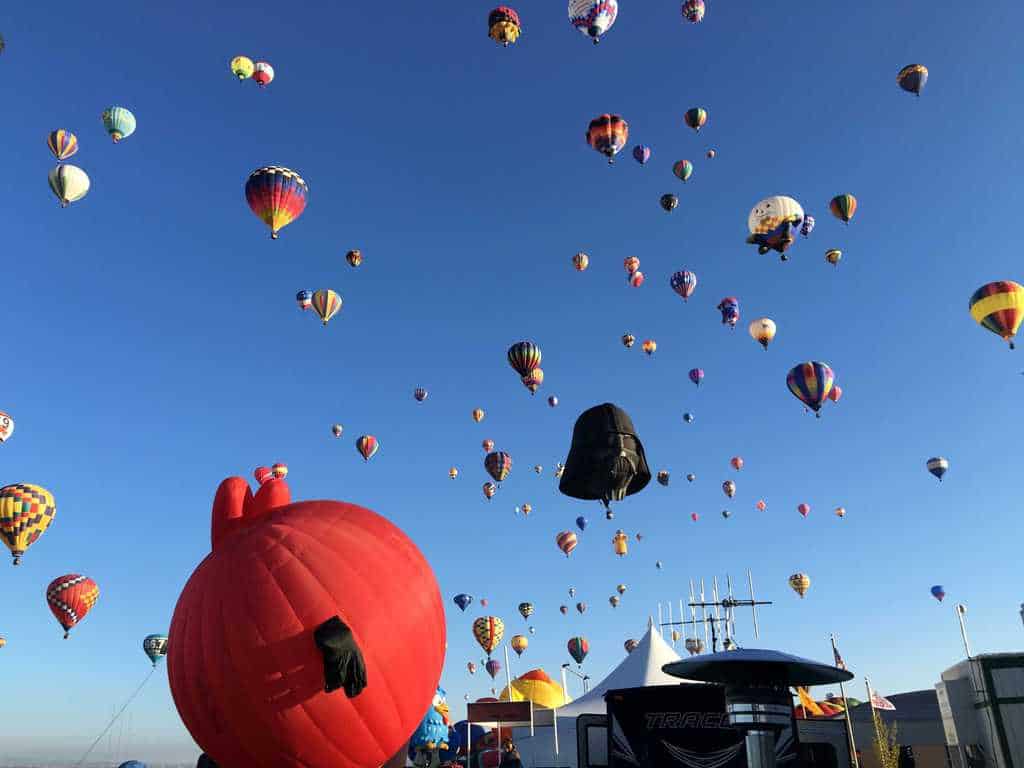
[511,618,695,768]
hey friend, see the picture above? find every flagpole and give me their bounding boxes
[831,634,859,768]
[865,676,882,759]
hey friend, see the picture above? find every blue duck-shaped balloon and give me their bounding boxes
[410,687,451,750]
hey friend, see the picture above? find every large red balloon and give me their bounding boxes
[167,473,445,768]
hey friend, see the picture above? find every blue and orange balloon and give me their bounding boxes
[786,362,835,417]
[245,166,308,239]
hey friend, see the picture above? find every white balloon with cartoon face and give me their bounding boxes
[0,412,12,442]
[748,196,805,235]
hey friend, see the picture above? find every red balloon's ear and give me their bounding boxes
[251,477,291,518]
[211,477,254,551]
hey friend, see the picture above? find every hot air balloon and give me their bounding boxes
[510,635,528,656]
[48,164,90,207]
[828,385,843,403]
[721,510,732,519]
[624,256,640,275]
[548,395,559,407]
[483,482,497,500]
[414,388,428,402]
[522,368,544,395]
[101,106,136,142]
[622,333,635,348]
[485,451,512,483]
[47,574,99,637]
[327,425,343,441]
[609,595,620,608]
[508,342,542,379]
[587,114,629,163]
[468,661,477,674]
[556,530,578,557]
[573,252,589,271]
[683,108,707,132]
[683,413,694,423]
[296,290,313,310]
[624,639,639,653]
[747,196,805,259]
[485,659,502,679]
[482,439,495,452]
[346,249,363,267]
[616,584,626,595]
[660,193,679,212]
[230,56,254,80]
[688,368,704,387]
[473,408,486,423]
[706,148,716,159]
[488,6,522,47]
[534,465,543,475]
[473,616,505,658]
[930,585,945,602]
[787,362,835,417]
[926,457,949,481]
[635,533,643,541]
[567,636,589,664]
[748,318,776,350]
[271,463,288,480]
[829,194,857,224]
[47,130,78,161]
[481,598,489,607]
[717,297,739,328]
[681,0,705,23]
[449,467,459,480]
[687,473,696,482]
[454,594,473,611]
[143,634,169,665]
[252,61,274,87]
[575,601,586,615]
[722,480,736,498]
[517,603,534,621]
[656,560,663,569]
[788,573,811,598]
[310,289,342,326]
[673,160,694,182]
[632,145,651,165]
[897,64,928,96]
[245,166,308,239]
[575,515,588,532]
[356,435,379,461]
[0,483,56,565]
[0,636,5,649]
[612,529,628,556]
[730,457,743,471]
[970,281,1024,349]
[691,512,699,522]
[798,503,810,518]
[642,339,656,355]
[825,249,842,266]
[568,0,618,43]
[834,506,846,518]
[756,499,767,512]
[629,271,645,288]
[800,215,815,238]
[0,412,13,443]
[560,605,568,615]
[254,467,272,485]
[657,470,670,487]
[670,270,697,302]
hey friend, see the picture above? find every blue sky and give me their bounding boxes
[2,0,1024,763]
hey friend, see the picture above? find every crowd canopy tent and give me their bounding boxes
[511,618,695,767]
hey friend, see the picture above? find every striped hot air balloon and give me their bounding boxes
[101,106,136,143]
[829,194,857,224]
[507,341,542,377]
[556,530,577,556]
[311,289,342,326]
[670,270,697,301]
[568,0,618,44]
[969,281,1024,349]
[926,457,949,481]
[786,362,835,417]
[356,435,379,461]
[573,252,589,271]
[683,107,707,132]
[485,451,513,483]
[48,164,90,207]
[672,160,694,182]
[47,130,78,160]
[245,166,308,239]
[567,636,589,664]
[586,114,629,163]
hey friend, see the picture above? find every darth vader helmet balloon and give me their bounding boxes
[559,403,651,511]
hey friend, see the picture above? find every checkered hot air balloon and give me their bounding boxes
[0,483,56,565]
[568,0,618,44]
[786,361,835,417]
[245,166,308,239]
[473,616,505,658]
[46,574,99,638]
[970,281,1024,349]
[587,114,629,163]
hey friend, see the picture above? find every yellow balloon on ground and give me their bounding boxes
[499,668,571,709]
[230,55,255,80]
[0,483,56,565]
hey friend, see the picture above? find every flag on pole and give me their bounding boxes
[869,687,896,711]
[832,643,847,671]
[797,686,825,716]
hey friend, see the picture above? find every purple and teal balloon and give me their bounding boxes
[672,159,694,182]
